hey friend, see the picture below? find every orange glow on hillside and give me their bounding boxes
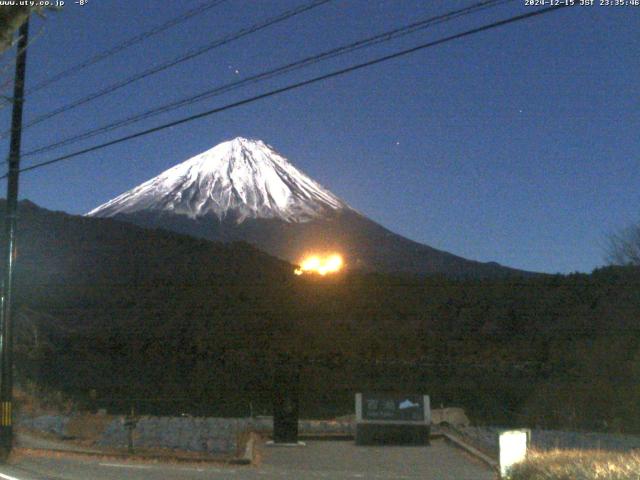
[294,254,343,276]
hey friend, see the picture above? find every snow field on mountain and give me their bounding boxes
[88,137,347,223]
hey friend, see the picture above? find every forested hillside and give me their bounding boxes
[6,201,640,432]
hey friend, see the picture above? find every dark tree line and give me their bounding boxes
[6,201,640,432]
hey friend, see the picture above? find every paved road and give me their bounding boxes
[0,440,496,480]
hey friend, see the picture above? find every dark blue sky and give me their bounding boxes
[2,0,638,273]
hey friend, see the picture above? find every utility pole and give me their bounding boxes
[0,19,29,459]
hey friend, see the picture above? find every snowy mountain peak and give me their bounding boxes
[87,137,348,223]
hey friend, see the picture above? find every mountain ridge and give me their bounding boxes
[89,137,533,278]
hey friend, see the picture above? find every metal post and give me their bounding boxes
[125,405,136,454]
[0,19,29,459]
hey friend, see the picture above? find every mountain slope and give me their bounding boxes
[89,137,529,277]
[4,200,299,414]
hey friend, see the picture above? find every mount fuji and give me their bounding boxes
[88,137,526,277]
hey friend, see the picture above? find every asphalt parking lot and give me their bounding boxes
[0,438,496,479]
[258,439,496,479]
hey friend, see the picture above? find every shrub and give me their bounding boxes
[508,449,640,480]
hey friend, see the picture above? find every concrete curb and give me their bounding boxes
[16,429,252,465]
[229,432,257,465]
[14,445,243,465]
[441,432,499,472]
[299,434,353,441]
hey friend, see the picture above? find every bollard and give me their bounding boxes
[499,429,530,478]
[124,407,138,454]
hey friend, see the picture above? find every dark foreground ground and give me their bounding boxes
[0,439,495,479]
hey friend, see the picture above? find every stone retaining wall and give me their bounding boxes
[98,416,248,453]
[17,414,70,437]
[16,414,355,454]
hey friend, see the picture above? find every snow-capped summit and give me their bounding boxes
[87,137,348,223]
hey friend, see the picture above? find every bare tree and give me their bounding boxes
[0,6,31,55]
[0,6,58,56]
[607,223,640,266]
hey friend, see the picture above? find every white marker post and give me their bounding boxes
[499,429,530,478]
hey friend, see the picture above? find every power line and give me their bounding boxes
[22,0,514,160]
[2,5,568,180]
[24,0,229,96]
[0,0,332,138]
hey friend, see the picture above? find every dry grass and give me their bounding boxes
[507,449,640,480]
[14,382,75,415]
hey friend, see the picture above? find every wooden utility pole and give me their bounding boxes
[0,18,29,459]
